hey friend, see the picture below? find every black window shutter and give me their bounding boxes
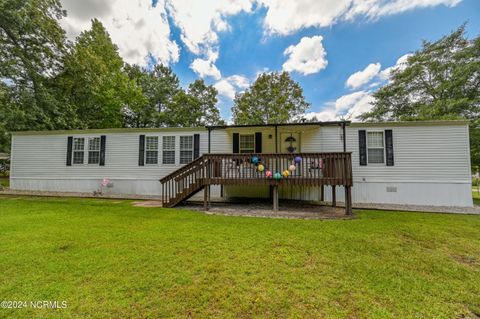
[99,135,106,166]
[359,130,367,166]
[193,134,200,159]
[255,132,262,153]
[385,129,394,166]
[66,136,73,166]
[138,135,145,166]
[233,133,239,153]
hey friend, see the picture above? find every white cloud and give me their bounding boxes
[346,63,381,89]
[59,0,179,66]
[259,0,461,35]
[166,0,253,55]
[190,58,222,80]
[305,90,374,121]
[214,75,250,99]
[166,0,253,80]
[282,36,328,75]
[378,53,412,80]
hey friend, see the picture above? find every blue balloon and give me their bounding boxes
[294,156,302,164]
[251,156,260,165]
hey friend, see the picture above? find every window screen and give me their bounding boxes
[73,138,85,164]
[180,136,193,164]
[239,134,255,153]
[162,136,175,164]
[145,136,158,165]
[367,131,384,164]
[88,137,101,164]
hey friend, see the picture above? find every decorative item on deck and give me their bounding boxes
[251,156,260,165]
[273,172,282,180]
[265,170,272,178]
[282,170,290,177]
[294,156,302,164]
[288,164,296,171]
[257,164,265,172]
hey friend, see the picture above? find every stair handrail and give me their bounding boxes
[159,155,207,184]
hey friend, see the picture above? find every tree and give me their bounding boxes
[124,64,181,127]
[0,0,72,151]
[59,19,142,129]
[360,25,480,170]
[231,72,310,125]
[163,80,224,127]
[187,80,224,126]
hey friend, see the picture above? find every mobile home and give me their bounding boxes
[9,120,473,210]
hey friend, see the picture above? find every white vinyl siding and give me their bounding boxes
[162,136,175,164]
[180,136,193,164]
[239,134,255,153]
[73,138,85,164]
[88,137,101,164]
[367,131,384,164]
[145,136,158,165]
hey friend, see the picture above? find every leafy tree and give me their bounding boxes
[360,25,480,170]
[59,19,142,129]
[231,72,310,125]
[163,80,224,127]
[0,0,72,151]
[187,79,224,126]
[124,64,181,127]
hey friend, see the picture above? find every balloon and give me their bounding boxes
[257,164,265,172]
[282,170,290,177]
[251,156,259,165]
[288,164,296,171]
[294,156,302,164]
[265,170,272,178]
[273,172,282,180]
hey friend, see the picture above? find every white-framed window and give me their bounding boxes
[239,134,255,153]
[145,136,159,165]
[367,131,385,164]
[180,136,193,164]
[162,136,175,164]
[73,138,85,164]
[88,137,101,164]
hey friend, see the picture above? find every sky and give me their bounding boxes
[58,0,480,122]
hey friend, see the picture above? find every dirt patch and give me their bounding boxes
[451,254,478,267]
[179,200,354,220]
[132,201,163,207]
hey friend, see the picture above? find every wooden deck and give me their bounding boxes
[160,152,353,214]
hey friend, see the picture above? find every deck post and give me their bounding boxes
[320,185,324,202]
[203,185,209,211]
[345,186,352,215]
[331,185,336,207]
[273,185,279,211]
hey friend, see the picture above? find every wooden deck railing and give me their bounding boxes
[203,153,352,186]
[160,152,352,208]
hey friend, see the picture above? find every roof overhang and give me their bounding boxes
[206,121,350,130]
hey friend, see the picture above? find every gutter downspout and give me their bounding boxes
[207,127,211,154]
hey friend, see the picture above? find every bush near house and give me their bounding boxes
[0,196,479,318]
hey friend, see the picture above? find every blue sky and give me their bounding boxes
[60,0,480,121]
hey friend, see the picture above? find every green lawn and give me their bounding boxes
[0,197,479,319]
[0,178,8,188]
[473,190,480,206]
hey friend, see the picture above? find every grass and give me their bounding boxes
[0,196,479,319]
[473,190,480,206]
[0,177,8,188]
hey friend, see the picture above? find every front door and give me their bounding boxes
[280,132,301,154]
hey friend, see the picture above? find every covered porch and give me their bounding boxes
[160,121,353,215]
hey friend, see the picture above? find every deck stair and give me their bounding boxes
[160,152,353,214]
